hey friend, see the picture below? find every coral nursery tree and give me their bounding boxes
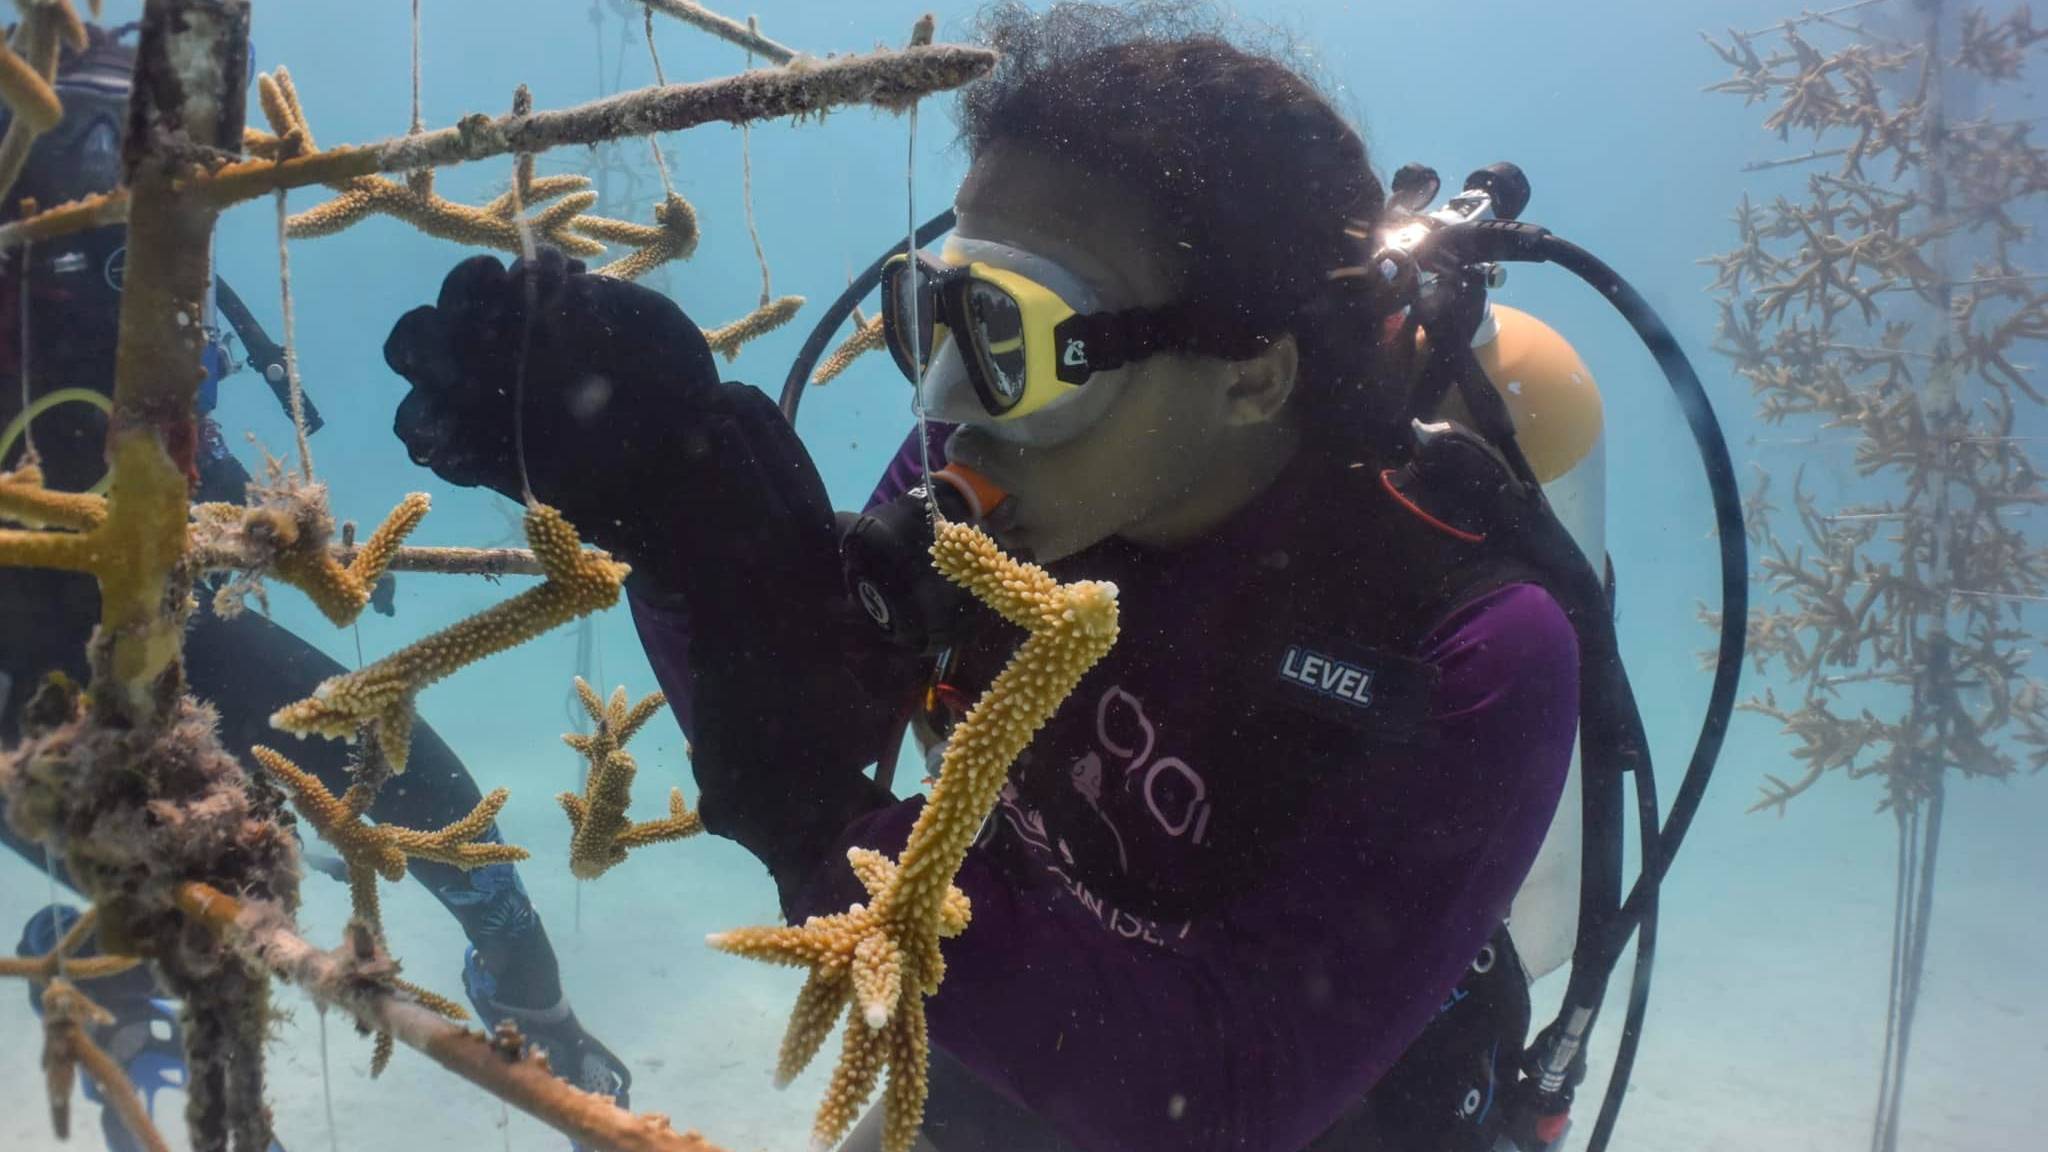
[1701,1,2048,1148]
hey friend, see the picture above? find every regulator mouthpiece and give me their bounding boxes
[933,461,1007,520]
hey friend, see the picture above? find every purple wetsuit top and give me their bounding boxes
[630,425,1579,1152]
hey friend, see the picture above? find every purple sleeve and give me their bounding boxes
[796,582,1580,1152]
[862,421,953,512]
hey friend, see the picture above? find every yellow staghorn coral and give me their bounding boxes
[0,1,85,205]
[705,294,806,361]
[369,977,470,1078]
[268,491,430,625]
[0,463,106,531]
[254,68,605,258]
[250,745,484,1076]
[558,677,703,879]
[251,68,708,284]
[0,34,62,135]
[42,978,170,1152]
[709,520,1118,1152]
[590,191,701,280]
[250,745,528,928]
[811,314,886,385]
[270,501,628,773]
[208,452,434,626]
[0,906,142,987]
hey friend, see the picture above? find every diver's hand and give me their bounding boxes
[383,246,718,558]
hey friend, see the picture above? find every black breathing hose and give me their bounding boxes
[780,209,958,424]
[1590,735,1663,1151]
[1437,218,1749,936]
[1436,219,1746,1152]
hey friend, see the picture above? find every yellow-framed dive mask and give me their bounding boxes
[881,236,1248,445]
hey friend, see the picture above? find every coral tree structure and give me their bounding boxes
[1701,4,2046,1149]
[0,1,998,1148]
[559,677,703,880]
[269,501,630,774]
[711,519,1120,1152]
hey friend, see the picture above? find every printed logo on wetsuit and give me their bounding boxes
[1277,645,1375,709]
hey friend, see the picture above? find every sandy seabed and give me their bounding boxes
[2,739,2042,1152]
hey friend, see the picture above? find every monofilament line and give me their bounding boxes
[274,190,314,480]
[906,101,936,521]
[318,1006,341,1152]
[16,239,32,461]
[742,18,771,306]
[509,183,539,505]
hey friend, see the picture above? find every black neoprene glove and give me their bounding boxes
[383,246,712,595]
[384,248,921,910]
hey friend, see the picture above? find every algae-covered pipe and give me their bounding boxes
[92,0,250,727]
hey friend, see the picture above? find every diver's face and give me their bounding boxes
[940,144,1288,563]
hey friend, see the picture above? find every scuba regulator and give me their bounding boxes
[835,466,989,657]
[784,162,1749,1152]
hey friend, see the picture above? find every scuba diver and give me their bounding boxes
[0,22,632,1146]
[383,3,1744,1150]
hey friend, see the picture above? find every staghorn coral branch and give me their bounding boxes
[0,906,143,986]
[0,2,80,208]
[252,743,509,1071]
[0,464,107,531]
[177,884,734,1152]
[812,314,888,385]
[704,293,805,360]
[590,191,701,280]
[0,22,62,135]
[710,521,1118,1152]
[252,745,528,894]
[189,455,434,626]
[270,501,628,773]
[40,979,171,1152]
[559,678,701,879]
[255,69,610,260]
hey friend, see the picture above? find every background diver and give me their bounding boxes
[377,3,1693,1149]
[0,22,633,1150]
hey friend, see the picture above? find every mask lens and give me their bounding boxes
[965,279,1028,413]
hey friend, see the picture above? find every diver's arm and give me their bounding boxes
[388,249,928,913]
[793,582,1580,1152]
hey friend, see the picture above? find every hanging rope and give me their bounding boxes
[410,0,423,136]
[15,237,32,463]
[274,189,313,480]
[641,6,678,200]
[741,17,770,307]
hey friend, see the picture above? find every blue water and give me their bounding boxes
[3,0,2045,1149]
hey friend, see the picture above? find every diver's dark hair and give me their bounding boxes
[953,1,1393,450]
